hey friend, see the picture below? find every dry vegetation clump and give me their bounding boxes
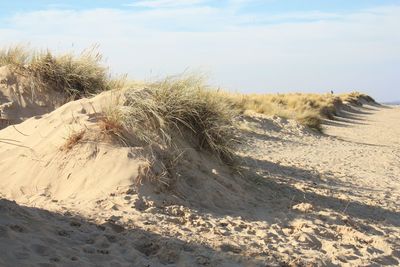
[226,91,376,131]
[0,45,30,66]
[61,129,86,151]
[0,45,119,98]
[101,76,239,162]
[340,92,376,105]
[135,149,183,190]
[225,93,343,131]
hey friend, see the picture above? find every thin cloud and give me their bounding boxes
[127,0,207,8]
[0,4,399,101]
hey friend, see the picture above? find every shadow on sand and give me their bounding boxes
[321,103,395,148]
[133,102,399,265]
[237,155,400,228]
[0,198,273,267]
[3,102,397,266]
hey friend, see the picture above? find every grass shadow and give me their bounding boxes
[237,155,400,228]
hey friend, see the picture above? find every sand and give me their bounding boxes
[0,66,66,129]
[0,85,399,266]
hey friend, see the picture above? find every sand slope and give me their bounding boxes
[0,66,66,129]
[0,93,399,266]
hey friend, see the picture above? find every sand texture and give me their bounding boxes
[0,89,399,266]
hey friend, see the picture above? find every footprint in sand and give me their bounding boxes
[9,224,26,233]
[31,244,54,257]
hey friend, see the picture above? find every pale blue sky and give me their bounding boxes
[0,0,399,101]
[2,1,400,15]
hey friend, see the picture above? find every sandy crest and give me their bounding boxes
[0,95,399,266]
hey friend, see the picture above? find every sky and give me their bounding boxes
[0,1,399,101]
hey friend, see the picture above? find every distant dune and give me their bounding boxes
[384,101,400,105]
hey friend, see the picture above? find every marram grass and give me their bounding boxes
[0,45,120,98]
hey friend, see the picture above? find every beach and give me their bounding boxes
[0,89,399,266]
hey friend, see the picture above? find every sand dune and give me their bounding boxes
[0,66,66,129]
[0,79,399,266]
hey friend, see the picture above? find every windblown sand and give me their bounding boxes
[0,90,399,266]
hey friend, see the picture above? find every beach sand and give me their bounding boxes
[0,88,399,266]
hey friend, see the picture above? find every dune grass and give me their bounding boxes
[225,91,374,131]
[224,93,344,131]
[2,46,376,153]
[0,45,30,66]
[101,76,239,162]
[0,45,116,98]
[339,92,376,105]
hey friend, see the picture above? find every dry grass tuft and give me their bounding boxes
[135,149,182,191]
[102,75,239,162]
[0,45,30,66]
[98,114,125,139]
[340,92,376,105]
[0,45,121,98]
[61,129,86,151]
[297,113,323,132]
